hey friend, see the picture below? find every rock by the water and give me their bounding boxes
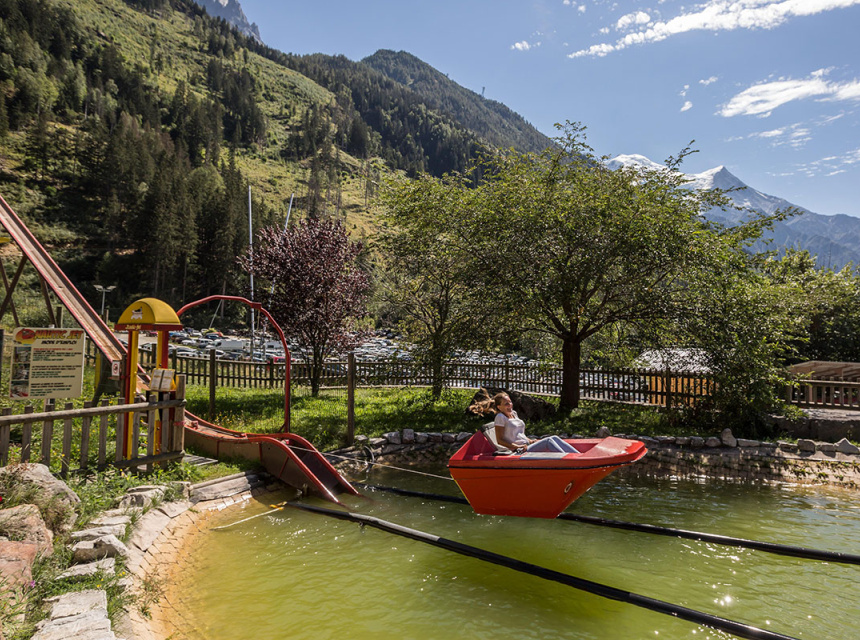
[837,438,860,455]
[720,428,737,448]
[797,439,817,453]
[72,535,129,563]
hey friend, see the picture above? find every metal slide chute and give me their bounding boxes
[0,194,124,366]
[183,416,359,503]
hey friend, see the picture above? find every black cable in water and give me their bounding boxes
[356,483,860,566]
[287,501,798,640]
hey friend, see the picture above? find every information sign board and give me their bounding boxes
[10,328,86,399]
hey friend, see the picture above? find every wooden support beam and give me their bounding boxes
[40,276,56,326]
[0,256,26,324]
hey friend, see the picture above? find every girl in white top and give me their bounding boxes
[493,393,534,451]
[493,392,579,454]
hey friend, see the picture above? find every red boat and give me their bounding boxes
[448,427,647,518]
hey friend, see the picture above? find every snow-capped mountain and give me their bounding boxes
[609,155,860,270]
[193,0,261,43]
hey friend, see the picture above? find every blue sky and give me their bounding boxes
[238,0,860,217]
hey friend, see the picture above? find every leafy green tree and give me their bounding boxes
[240,218,370,396]
[432,123,794,414]
[765,249,860,362]
[377,173,493,398]
[648,231,806,432]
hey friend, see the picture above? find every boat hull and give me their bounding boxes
[448,434,646,518]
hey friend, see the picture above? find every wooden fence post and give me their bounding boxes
[0,408,10,467]
[98,400,109,469]
[174,375,186,454]
[21,405,33,463]
[209,350,217,421]
[41,401,54,466]
[61,402,73,478]
[80,401,93,471]
[347,352,355,446]
[664,369,672,409]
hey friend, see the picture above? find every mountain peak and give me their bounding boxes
[193,0,261,42]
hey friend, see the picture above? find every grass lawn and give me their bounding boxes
[184,384,677,450]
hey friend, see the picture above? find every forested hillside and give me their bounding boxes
[362,49,551,154]
[0,0,550,322]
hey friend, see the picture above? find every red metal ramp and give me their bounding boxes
[183,417,359,504]
[0,194,124,365]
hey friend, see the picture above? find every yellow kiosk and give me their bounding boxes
[115,298,183,458]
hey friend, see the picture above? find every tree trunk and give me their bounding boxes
[560,338,582,411]
[310,349,322,397]
[430,352,444,400]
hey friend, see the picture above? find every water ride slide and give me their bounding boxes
[0,194,357,504]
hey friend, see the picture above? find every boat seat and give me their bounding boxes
[481,422,513,456]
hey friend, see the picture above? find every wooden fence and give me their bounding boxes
[140,350,860,411]
[0,377,187,477]
[139,351,716,408]
[788,378,860,410]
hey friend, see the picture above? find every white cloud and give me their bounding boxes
[512,40,537,51]
[720,70,860,117]
[569,0,860,58]
[735,123,813,149]
[699,76,719,86]
[751,128,785,138]
[616,10,651,30]
[680,84,690,97]
[598,26,610,34]
[579,5,587,12]
[793,148,860,177]
[681,101,693,112]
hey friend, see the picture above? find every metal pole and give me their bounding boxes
[248,186,255,359]
[263,193,294,362]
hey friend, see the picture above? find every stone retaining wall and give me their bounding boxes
[328,428,860,489]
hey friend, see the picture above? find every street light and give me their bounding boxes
[93,285,116,317]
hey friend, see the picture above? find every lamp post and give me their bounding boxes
[94,285,116,318]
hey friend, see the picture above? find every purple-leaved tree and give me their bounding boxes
[241,218,370,396]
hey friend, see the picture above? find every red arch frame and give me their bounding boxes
[176,295,291,431]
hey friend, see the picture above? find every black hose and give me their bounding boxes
[356,483,860,566]
[287,501,799,640]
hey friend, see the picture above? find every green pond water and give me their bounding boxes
[169,468,860,640]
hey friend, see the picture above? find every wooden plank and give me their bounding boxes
[21,405,33,463]
[79,401,93,470]
[0,408,10,467]
[41,400,54,466]
[0,398,184,426]
[61,403,73,478]
[147,392,156,473]
[113,450,184,469]
[174,375,186,453]
[115,397,125,464]
[132,408,141,461]
[160,400,170,455]
[98,400,109,469]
